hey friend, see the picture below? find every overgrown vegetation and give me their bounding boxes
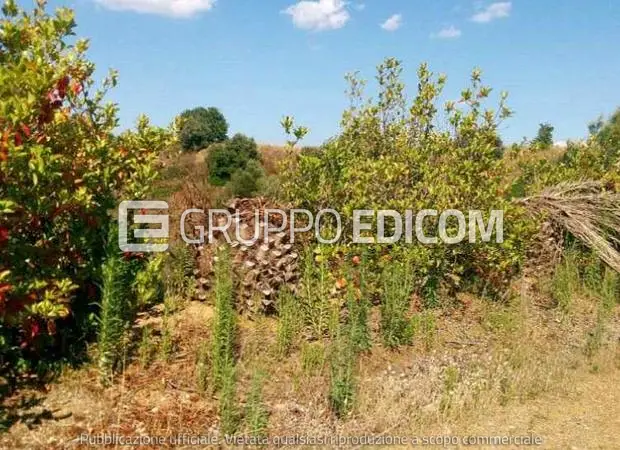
[282,59,535,300]
[552,250,580,314]
[2,2,620,444]
[0,0,170,391]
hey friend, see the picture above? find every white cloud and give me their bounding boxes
[471,2,512,23]
[96,0,216,18]
[432,25,462,39]
[284,0,350,31]
[354,3,365,11]
[381,13,402,32]
[554,140,568,148]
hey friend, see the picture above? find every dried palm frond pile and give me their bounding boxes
[517,181,620,273]
[193,197,301,314]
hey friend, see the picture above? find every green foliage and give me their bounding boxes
[138,326,154,369]
[219,361,239,436]
[282,58,533,296]
[178,107,228,151]
[245,370,269,438]
[380,263,414,348]
[327,258,379,418]
[211,248,236,391]
[229,160,265,198]
[97,243,137,384]
[515,113,620,196]
[592,108,620,166]
[0,1,171,385]
[162,243,195,299]
[552,250,580,314]
[281,115,309,147]
[276,288,300,357]
[533,123,554,149]
[299,247,333,339]
[134,255,164,309]
[300,342,326,376]
[206,133,260,186]
[328,323,357,418]
[346,261,372,353]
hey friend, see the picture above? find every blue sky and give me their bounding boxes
[38,0,620,145]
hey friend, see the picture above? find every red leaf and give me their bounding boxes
[57,75,70,91]
[0,227,9,244]
[21,124,31,138]
[71,82,83,95]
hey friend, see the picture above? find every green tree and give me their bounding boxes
[179,107,228,151]
[282,58,534,296]
[206,133,260,185]
[229,160,265,197]
[533,122,554,149]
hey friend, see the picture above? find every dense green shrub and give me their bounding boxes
[283,58,534,297]
[207,133,260,186]
[593,109,620,167]
[0,1,170,388]
[134,254,165,309]
[515,111,620,197]
[229,160,265,197]
[514,138,619,197]
[179,107,228,151]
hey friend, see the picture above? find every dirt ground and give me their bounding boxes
[450,365,620,449]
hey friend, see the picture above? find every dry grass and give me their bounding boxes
[258,145,289,176]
